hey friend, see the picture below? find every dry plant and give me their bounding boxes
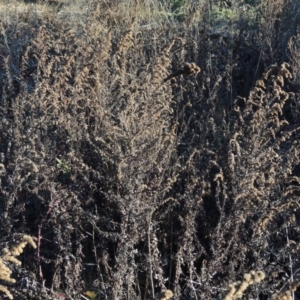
[156,289,174,300]
[272,278,300,300]
[0,235,36,299]
[224,271,265,300]
[0,0,300,299]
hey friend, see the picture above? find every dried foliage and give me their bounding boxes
[224,271,265,300]
[0,235,36,299]
[0,0,300,299]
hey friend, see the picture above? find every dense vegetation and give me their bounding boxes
[0,0,300,299]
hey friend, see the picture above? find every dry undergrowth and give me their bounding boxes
[0,0,300,299]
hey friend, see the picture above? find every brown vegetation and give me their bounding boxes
[0,0,300,299]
